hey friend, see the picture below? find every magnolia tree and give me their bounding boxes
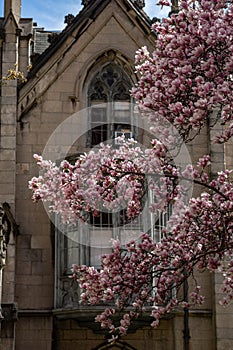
[29,0,233,341]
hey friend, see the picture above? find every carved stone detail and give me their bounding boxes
[56,275,80,309]
[82,0,91,7]
[48,32,59,44]
[64,14,75,26]
[0,203,19,322]
[134,0,145,9]
[1,303,18,322]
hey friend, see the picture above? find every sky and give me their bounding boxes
[1,0,170,30]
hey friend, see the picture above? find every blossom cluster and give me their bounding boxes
[29,138,179,224]
[29,143,233,337]
[133,0,233,142]
[72,167,233,338]
[29,0,233,340]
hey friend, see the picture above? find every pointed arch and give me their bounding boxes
[93,340,138,350]
[74,49,137,108]
[82,50,136,147]
[88,62,132,103]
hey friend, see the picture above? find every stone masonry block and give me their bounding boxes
[17,248,42,262]
[0,136,16,149]
[16,163,30,174]
[17,329,51,340]
[0,171,15,183]
[42,100,63,113]
[1,104,17,115]
[42,249,53,262]
[1,85,18,97]
[42,275,54,286]
[16,261,32,275]
[46,92,61,100]
[0,194,15,204]
[16,275,43,285]
[31,261,53,275]
[0,183,15,195]
[63,329,87,340]
[217,340,233,350]
[0,172,15,185]
[13,339,52,350]
[17,294,53,309]
[216,313,233,328]
[29,316,52,330]
[19,132,38,145]
[0,160,16,170]
[0,150,15,160]
[29,223,51,236]
[16,234,31,248]
[1,125,16,135]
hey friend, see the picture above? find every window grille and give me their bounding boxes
[54,190,173,308]
[87,63,135,147]
[54,60,174,308]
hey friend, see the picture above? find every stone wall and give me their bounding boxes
[1,0,232,349]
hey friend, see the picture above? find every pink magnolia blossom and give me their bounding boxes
[30,143,233,338]
[133,0,233,142]
[29,0,233,340]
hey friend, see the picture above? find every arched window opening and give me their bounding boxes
[87,63,134,147]
[54,60,174,310]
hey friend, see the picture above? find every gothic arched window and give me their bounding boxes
[87,63,134,147]
[54,61,173,309]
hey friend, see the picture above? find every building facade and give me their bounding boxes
[0,0,232,349]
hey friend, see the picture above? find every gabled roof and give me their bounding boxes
[27,0,153,79]
[18,0,156,120]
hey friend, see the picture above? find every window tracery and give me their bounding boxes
[88,63,133,147]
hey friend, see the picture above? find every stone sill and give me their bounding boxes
[52,307,212,334]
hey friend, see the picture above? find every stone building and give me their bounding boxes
[0,0,232,349]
